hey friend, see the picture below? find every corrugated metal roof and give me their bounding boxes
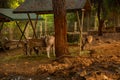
[13,0,91,14]
[0,8,44,21]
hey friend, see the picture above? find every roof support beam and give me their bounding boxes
[34,14,39,37]
[34,14,38,29]
[27,13,37,39]
[15,21,27,39]
[17,21,29,46]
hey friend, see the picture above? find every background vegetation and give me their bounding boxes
[0,0,120,41]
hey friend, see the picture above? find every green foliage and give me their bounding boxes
[90,0,120,27]
[8,0,24,8]
[1,0,26,40]
[40,13,78,35]
[41,14,54,34]
[67,13,77,22]
[67,13,77,32]
[105,0,120,12]
[102,0,120,19]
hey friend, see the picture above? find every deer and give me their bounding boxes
[23,35,55,58]
[81,35,93,50]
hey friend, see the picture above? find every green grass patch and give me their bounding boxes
[0,53,55,63]
[69,46,91,57]
[70,50,91,57]
[79,50,91,56]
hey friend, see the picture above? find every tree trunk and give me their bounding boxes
[0,0,9,8]
[118,14,120,26]
[97,0,104,36]
[52,0,69,58]
[98,19,104,36]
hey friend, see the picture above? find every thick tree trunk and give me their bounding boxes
[52,0,69,58]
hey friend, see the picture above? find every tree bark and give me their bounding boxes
[97,0,104,36]
[52,0,69,58]
[98,19,104,36]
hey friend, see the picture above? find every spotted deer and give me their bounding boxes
[23,35,55,58]
[45,35,55,58]
[81,35,93,50]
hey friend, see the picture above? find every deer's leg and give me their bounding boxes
[33,47,39,55]
[24,43,28,55]
[29,47,32,55]
[52,46,55,57]
[46,46,50,58]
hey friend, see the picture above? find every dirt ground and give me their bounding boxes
[0,33,120,80]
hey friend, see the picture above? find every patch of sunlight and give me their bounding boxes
[70,50,91,57]
[69,46,91,57]
[79,50,91,56]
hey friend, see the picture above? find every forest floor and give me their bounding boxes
[0,33,120,80]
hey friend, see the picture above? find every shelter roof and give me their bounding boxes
[0,15,11,22]
[13,0,91,14]
[0,8,43,21]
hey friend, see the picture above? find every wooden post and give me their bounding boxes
[34,14,39,37]
[45,16,47,35]
[74,21,77,32]
[80,9,85,54]
[9,27,13,40]
[94,12,97,30]
[76,9,85,55]
[76,11,81,55]
[40,21,43,37]
[25,24,29,39]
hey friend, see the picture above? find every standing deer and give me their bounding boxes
[45,35,55,58]
[23,35,55,58]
